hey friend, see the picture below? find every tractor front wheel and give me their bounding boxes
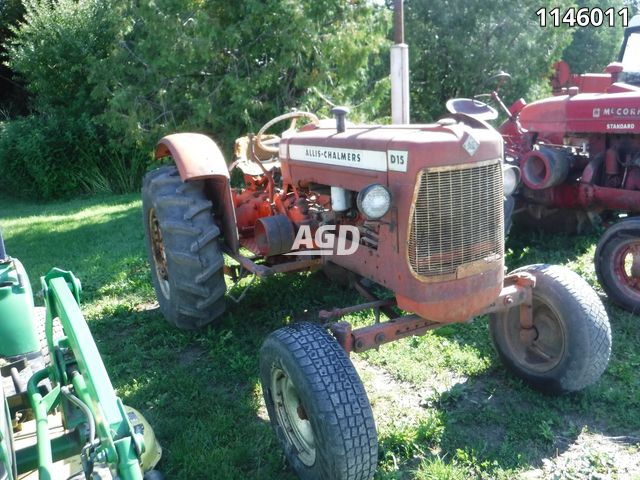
[142,166,226,329]
[595,217,640,313]
[490,264,611,394]
[260,323,378,480]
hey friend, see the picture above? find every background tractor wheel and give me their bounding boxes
[595,217,640,313]
[142,166,226,329]
[260,322,378,480]
[490,264,611,394]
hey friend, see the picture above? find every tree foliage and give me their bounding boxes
[0,0,26,115]
[561,0,627,73]
[405,0,574,122]
[2,0,631,199]
[1,0,391,198]
[1,0,133,198]
[92,0,391,153]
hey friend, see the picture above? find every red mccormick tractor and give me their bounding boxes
[448,15,640,312]
[142,109,611,480]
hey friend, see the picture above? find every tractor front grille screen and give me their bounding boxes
[408,159,504,279]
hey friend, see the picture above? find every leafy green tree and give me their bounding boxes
[0,0,26,115]
[7,0,119,116]
[561,0,626,73]
[1,0,391,198]
[405,0,574,122]
[92,0,391,156]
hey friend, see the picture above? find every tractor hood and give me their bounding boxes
[279,120,503,192]
[519,90,640,134]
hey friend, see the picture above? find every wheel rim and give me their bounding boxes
[148,208,170,299]
[610,238,640,300]
[502,300,565,374]
[270,367,316,466]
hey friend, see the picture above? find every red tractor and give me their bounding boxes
[448,15,640,312]
[142,108,611,479]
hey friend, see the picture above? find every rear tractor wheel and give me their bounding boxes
[142,166,226,329]
[490,264,611,394]
[595,217,640,313]
[260,322,378,480]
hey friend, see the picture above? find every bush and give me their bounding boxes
[2,0,390,199]
[0,114,100,199]
[7,0,118,116]
[2,0,150,198]
[91,0,391,155]
[0,113,148,199]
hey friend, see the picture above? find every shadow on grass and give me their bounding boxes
[6,192,634,478]
[87,271,349,479]
[506,225,600,273]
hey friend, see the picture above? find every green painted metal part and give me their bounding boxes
[1,386,15,480]
[16,268,147,480]
[0,261,158,479]
[0,228,159,477]
[0,259,39,357]
[14,431,81,474]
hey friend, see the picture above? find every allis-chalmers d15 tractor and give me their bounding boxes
[142,107,611,479]
[448,15,640,313]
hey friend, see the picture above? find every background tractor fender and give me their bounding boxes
[156,133,230,181]
[155,133,240,253]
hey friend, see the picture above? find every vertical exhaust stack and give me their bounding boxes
[391,0,409,124]
[0,229,7,262]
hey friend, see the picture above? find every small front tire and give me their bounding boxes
[260,323,378,480]
[595,217,640,313]
[490,264,611,394]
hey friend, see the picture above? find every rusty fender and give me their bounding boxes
[156,133,230,181]
[156,132,240,252]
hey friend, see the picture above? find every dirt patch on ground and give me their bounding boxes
[178,344,205,367]
[351,356,466,431]
[133,301,159,313]
[520,432,640,479]
[354,356,640,478]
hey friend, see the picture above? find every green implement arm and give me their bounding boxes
[1,254,162,480]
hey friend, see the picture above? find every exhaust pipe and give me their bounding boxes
[0,229,7,261]
[391,0,409,124]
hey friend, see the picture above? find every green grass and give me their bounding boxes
[1,194,639,479]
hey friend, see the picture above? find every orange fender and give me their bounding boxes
[155,133,229,181]
[156,133,240,252]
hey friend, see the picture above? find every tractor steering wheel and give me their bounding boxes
[254,111,319,157]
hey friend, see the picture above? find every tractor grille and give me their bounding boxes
[407,159,504,280]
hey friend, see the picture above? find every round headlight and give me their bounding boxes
[356,184,392,220]
[502,165,521,196]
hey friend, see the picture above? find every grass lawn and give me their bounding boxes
[1,193,639,479]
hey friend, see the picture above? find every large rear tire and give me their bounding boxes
[142,166,226,329]
[595,217,640,313]
[260,323,378,480]
[490,264,611,394]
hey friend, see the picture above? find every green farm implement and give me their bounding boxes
[0,231,162,480]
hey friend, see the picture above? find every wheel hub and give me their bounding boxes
[271,367,316,467]
[612,241,640,295]
[520,307,564,372]
[148,208,170,299]
[502,300,565,375]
